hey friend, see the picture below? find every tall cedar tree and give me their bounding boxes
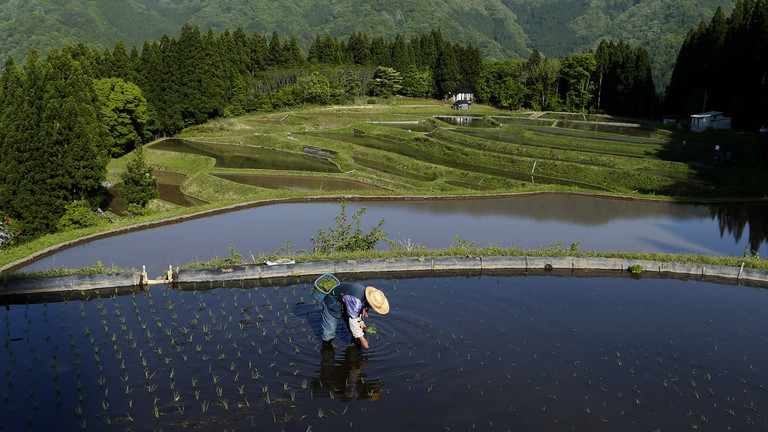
[0,56,23,216]
[1,50,110,239]
[665,1,768,127]
[0,51,47,239]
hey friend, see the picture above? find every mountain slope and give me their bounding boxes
[0,0,736,89]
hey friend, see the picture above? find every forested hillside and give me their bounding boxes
[0,0,735,89]
[666,1,768,129]
[0,22,660,243]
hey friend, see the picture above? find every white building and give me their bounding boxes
[449,88,474,103]
[690,111,731,132]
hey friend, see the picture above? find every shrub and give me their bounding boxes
[311,202,394,253]
[57,200,102,232]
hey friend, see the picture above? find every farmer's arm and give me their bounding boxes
[343,296,369,349]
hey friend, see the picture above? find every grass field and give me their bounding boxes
[2,98,767,271]
[162,99,767,200]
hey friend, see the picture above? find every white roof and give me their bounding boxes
[691,111,725,118]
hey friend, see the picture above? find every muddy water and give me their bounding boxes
[18,195,768,277]
[103,171,207,215]
[2,275,766,431]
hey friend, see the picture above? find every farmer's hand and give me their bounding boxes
[359,336,369,349]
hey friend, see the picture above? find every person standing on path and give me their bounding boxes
[321,282,389,349]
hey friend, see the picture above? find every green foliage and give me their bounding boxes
[125,203,148,217]
[120,146,158,208]
[184,244,246,269]
[666,2,768,128]
[57,201,103,232]
[399,67,435,98]
[476,60,526,110]
[369,66,402,97]
[311,202,394,253]
[94,77,149,156]
[297,72,333,105]
[0,49,110,241]
[449,234,478,250]
[224,244,243,264]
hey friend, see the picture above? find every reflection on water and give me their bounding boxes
[367,121,430,133]
[149,138,340,172]
[102,171,207,214]
[710,201,768,254]
[434,115,490,127]
[3,275,768,431]
[314,343,383,401]
[19,195,768,276]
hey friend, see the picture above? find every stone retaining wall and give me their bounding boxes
[3,256,767,297]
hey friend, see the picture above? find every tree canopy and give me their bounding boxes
[665,1,768,128]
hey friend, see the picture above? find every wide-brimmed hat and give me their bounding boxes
[365,286,389,315]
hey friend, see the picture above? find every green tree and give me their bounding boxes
[524,50,561,110]
[435,43,461,96]
[476,60,525,110]
[346,31,371,65]
[400,66,434,98]
[457,43,483,91]
[369,66,402,97]
[40,50,111,207]
[369,37,391,67]
[94,77,149,156]
[560,52,597,111]
[120,146,158,208]
[248,31,269,72]
[283,36,306,68]
[390,34,413,72]
[3,49,111,239]
[0,56,24,214]
[268,31,284,67]
[297,72,332,104]
[111,40,132,81]
[0,50,47,239]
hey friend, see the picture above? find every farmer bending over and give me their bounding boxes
[321,282,389,349]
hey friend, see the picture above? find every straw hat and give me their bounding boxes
[365,286,389,315]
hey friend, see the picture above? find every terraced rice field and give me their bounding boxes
[2,274,767,430]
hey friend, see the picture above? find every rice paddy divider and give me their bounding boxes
[4,255,768,299]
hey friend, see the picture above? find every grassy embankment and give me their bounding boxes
[2,98,767,274]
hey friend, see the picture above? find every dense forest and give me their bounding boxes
[0,24,658,245]
[0,0,736,90]
[479,41,656,117]
[665,0,768,128]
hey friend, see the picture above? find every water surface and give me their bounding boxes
[18,195,768,277]
[212,173,388,191]
[149,139,340,172]
[2,275,766,431]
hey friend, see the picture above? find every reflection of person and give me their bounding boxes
[321,282,389,349]
[316,342,383,401]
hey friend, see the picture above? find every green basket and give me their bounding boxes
[314,273,340,294]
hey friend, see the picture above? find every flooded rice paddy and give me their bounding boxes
[148,139,340,172]
[2,274,767,431]
[103,171,208,215]
[22,195,768,277]
[211,173,388,191]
